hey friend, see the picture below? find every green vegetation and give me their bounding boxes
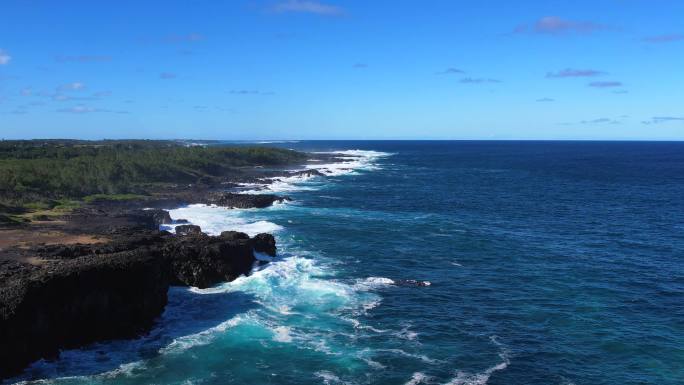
[0,140,307,210]
[52,199,82,211]
[83,194,149,203]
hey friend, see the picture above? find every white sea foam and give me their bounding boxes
[165,204,283,236]
[395,323,419,341]
[353,276,395,291]
[405,372,431,385]
[239,149,391,194]
[315,371,349,385]
[443,337,510,385]
[342,316,389,333]
[443,360,509,385]
[239,174,321,195]
[358,349,387,369]
[272,326,294,343]
[308,149,392,177]
[159,315,244,354]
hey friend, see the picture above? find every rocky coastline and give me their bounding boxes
[0,174,314,379]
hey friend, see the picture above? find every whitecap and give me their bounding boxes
[272,326,293,343]
[405,372,431,385]
[158,315,244,354]
[238,149,392,194]
[353,276,395,291]
[307,149,392,177]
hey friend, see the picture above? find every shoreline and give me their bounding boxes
[0,148,389,381]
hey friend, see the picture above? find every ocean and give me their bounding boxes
[9,141,684,385]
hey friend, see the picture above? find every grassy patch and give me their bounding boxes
[0,213,29,226]
[83,194,149,203]
[7,199,83,222]
[53,199,82,211]
[23,201,52,210]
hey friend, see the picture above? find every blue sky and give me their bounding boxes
[1,0,683,140]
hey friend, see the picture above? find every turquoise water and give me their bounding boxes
[9,141,684,385]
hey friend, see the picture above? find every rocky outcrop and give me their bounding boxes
[166,230,256,288]
[220,230,251,241]
[0,228,277,379]
[0,248,169,379]
[205,192,291,208]
[63,207,174,235]
[175,224,202,236]
[253,233,277,257]
[149,209,173,225]
[287,169,325,178]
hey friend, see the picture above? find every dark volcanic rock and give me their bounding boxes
[175,224,203,236]
[288,169,325,178]
[63,207,173,235]
[0,229,277,378]
[253,233,277,257]
[164,235,256,288]
[394,279,432,287]
[148,209,173,225]
[0,249,170,379]
[206,192,290,208]
[220,231,250,241]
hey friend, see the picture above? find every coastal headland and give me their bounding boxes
[0,140,337,379]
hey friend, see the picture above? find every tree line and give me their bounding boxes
[0,140,306,205]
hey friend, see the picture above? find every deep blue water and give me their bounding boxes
[10,141,684,385]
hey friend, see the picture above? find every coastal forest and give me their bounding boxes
[0,140,305,210]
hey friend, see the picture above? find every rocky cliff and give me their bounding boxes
[0,227,276,379]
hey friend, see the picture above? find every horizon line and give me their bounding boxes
[2,138,684,143]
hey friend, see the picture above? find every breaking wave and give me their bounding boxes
[237,149,393,194]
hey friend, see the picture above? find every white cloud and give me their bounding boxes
[0,49,11,65]
[271,1,344,16]
[58,105,98,113]
[57,105,128,114]
[58,82,86,91]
